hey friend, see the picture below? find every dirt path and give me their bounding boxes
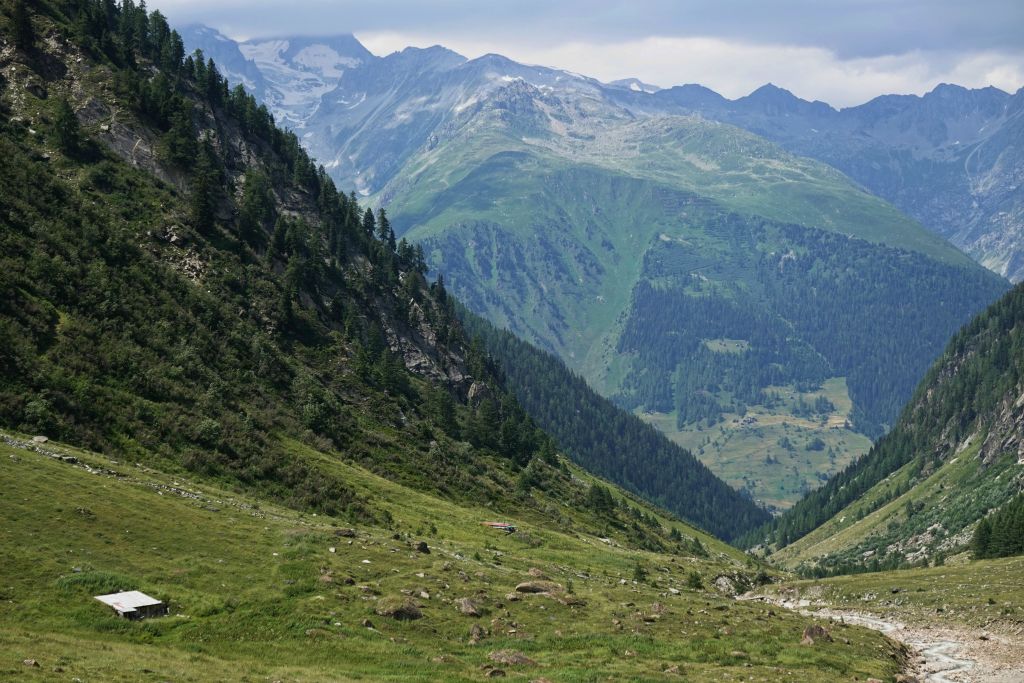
[740,594,1022,682]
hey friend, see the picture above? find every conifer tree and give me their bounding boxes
[361,207,376,237]
[53,97,82,155]
[376,208,396,252]
[12,0,33,51]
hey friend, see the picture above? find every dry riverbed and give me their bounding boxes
[739,593,1024,682]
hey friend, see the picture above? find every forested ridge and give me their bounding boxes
[0,0,778,545]
[616,216,1007,438]
[458,306,771,541]
[973,493,1024,560]
[0,0,570,521]
[749,280,1024,551]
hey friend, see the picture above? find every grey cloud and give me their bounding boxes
[158,0,1024,58]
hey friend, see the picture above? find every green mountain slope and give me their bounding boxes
[0,1,767,541]
[754,281,1024,573]
[458,306,769,539]
[178,28,1009,509]
[379,89,1007,506]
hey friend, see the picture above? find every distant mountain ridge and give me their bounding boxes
[182,26,1011,508]
[759,281,1024,574]
[183,26,1023,282]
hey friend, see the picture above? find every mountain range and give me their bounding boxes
[3,3,1024,678]
[183,27,1012,509]
[183,27,1024,282]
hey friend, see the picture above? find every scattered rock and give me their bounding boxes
[664,664,680,674]
[31,435,48,443]
[486,669,506,678]
[895,675,919,683]
[456,597,481,617]
[23,659,40,668]
[801,624,832,645]
[415,541,430,554]
[488,650,536,666]
[527,567,546,578]
[334,528,356,537]
[375,597,423,620]
[514,581,562,594]
[552,592,586,606]
[328,547,336,553]
[468,381,492,405]
[469,623,487,644]
[360,618,374,629]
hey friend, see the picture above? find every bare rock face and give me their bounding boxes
[467,381,491,406]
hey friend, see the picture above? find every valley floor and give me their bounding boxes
[0,432,907,682]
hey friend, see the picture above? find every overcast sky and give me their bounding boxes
[155,0,1023,107]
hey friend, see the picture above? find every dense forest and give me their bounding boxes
[749,280,1024,550]
[0,0,557,519]
[616,216,1007,438]
[0,0,777,546]
[458,306,771,540]
[973,494,1024,560]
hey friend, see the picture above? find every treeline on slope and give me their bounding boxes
[0,0,554,520]
[745,281,1024,550]
[973,493,1024,560]
[457,305,771,541]
[615,216,1007,438]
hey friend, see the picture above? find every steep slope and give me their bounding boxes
[180,24,374,131]
[185,27,1024,284]
[182,28,1009,510]
[755,282,1024,574]
[0,0,767,541]
[376,78,1006,507]
[651,82,1024,282]
[458,306,769,539]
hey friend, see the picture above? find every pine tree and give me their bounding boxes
[53,97,82,155]
[376,208,396,252]
[361,207,376,237]
[972,517,992,559]
[12,0,33,51]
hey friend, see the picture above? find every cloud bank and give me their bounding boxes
[153,0,1024,107]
